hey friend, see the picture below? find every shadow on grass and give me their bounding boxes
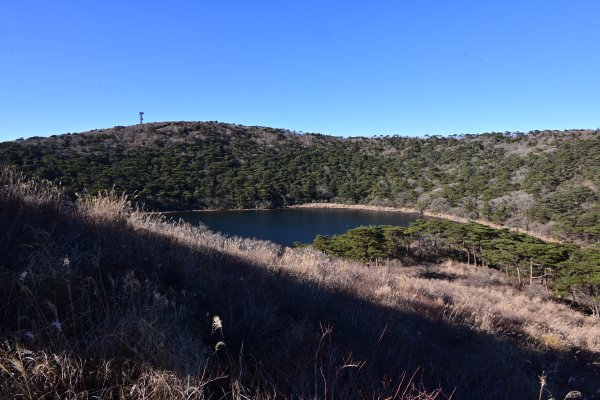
[1,198,598,399]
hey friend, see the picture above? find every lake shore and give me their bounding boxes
[289,202,562,243]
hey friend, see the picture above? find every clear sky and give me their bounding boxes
[1,1,599,141]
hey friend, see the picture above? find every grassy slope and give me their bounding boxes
[1,122,599,243]
[1,168,599,399]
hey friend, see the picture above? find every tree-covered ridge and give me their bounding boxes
[1,121,599,242]
[312,220,600,317]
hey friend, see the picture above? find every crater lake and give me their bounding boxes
[168,208,424,246]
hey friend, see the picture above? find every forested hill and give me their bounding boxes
[1,121,599,242]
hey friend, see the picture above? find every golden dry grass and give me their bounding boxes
[1,166,598,399]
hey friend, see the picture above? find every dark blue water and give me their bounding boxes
[168,208,422,246]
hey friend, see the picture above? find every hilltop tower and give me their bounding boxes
[139,112,144,124]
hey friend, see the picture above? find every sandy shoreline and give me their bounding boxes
[290,203,561,243]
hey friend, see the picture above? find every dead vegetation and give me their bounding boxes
[1,167,599,399]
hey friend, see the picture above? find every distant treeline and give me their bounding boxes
[1,121,599,243]
[312,220,600,316]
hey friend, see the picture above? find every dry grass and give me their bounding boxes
[384,261,600,352]
[1,166,598,399]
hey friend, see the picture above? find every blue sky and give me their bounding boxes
[1,1,599,140]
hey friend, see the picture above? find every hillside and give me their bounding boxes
[1,121,600,243]
[1,168,600,399]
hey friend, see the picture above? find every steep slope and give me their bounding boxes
[1,168,599,399]
[1,121,599,242]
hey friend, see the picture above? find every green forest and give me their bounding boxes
[1,121,600,243]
